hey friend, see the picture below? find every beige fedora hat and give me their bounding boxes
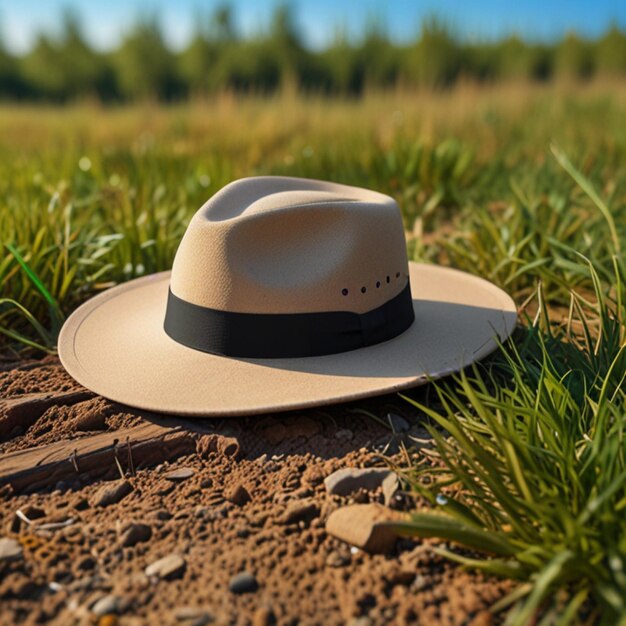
[58,176,517,417]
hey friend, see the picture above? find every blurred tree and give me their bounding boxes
[407,16,461,87]
[555,32,594,80]
[20,33,66,99]
[6,8,626,101]
[179,4,238,95]
[114,15,182,100]
[458,41,497,82]
[267,3,309,90]
[494,36,553,81]
[0,24,25,98]
[595,24,626,76]
[358,18,400,89]
[319,27,362,94]
[58,10,117,100]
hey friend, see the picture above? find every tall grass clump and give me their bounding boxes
[395,257,626,625]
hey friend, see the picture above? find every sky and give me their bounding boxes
[1,0,625,54]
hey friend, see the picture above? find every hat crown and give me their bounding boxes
[169,176,409,315]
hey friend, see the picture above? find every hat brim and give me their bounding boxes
[58,263,517,417]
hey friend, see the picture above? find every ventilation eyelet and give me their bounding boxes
[376,281,381,288]
[342,288,349,296]
[396,272,400,278]
[361,286,367,294]
[386,276,390,284]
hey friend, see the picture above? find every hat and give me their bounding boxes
[58,176,516,417]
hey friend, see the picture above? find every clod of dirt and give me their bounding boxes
[326,503,402,554]
[196,433,241,459]
[74,399,110,431]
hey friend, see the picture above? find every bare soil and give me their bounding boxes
[0,357,510,626]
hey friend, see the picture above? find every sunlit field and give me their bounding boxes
[3,81,626,623]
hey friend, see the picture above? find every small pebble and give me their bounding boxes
[225,484,251,506]
[145,553,186,580]
[151,509,173,521]
[94,480,133,507]
[326,504,400,554]
[382,473,400,507]
[324,468,393,496]
[120,523,152,547]
[229,571,258,594]
[173,606,214,624]
[335,429,354,441]
[164,467,195,482]
[0,537,23,562]
[91,594,121,616]
[325,551,349,567]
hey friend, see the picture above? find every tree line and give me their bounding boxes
[1,5,626,101]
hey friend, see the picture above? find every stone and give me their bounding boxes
[382,472,400,507]
[145,554,186,580]
[225,484,251,506]
[91,594,121,616]
[164,468,195,482]
[229,571,259,594]
[151,509,172,521]
[173,606,214,625]
[94,480,133,507]
[325,551,350,567]
[120,523,152,547]
[347,618,373,626]
[0,537,23,562]
[388,413,410,432]
[325,504,400,554]
[278,501,320,526]
[324,468,393,496]
[335,428,354,441]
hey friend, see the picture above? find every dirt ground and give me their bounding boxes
[0,356,510,626]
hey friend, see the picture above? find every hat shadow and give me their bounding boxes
[134,385,434,464]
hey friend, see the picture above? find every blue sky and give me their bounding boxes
[1,0,625,53]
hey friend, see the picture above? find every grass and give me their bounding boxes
[395,259,626,625]
[2,81,626,623]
